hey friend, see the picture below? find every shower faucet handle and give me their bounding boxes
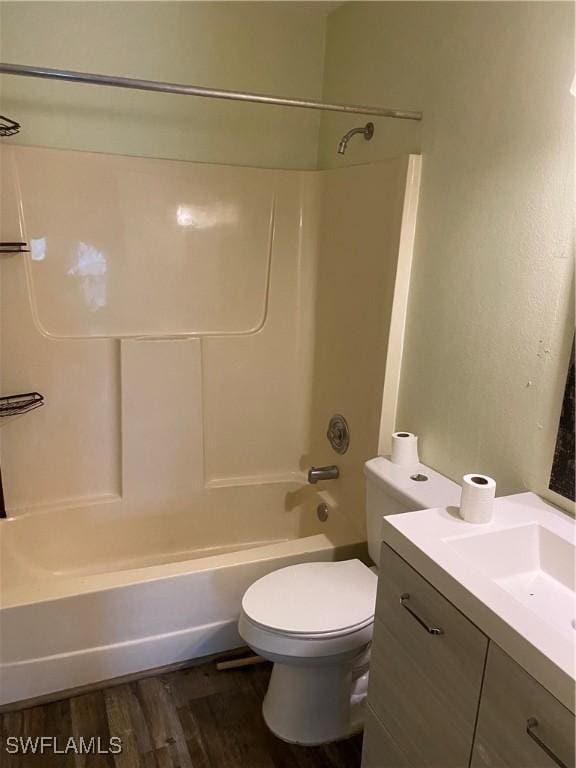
[307,465,340,484]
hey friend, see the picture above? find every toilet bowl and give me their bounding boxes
[238,559,377,745]
[239,457,461,746]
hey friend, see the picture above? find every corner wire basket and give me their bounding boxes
[0,392,44,417]
[0,115,20,137]
[0,242,29,254]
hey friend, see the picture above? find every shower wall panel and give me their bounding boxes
[309,156,417,533]
[201,172,320,485]
[0,255,121,510]
[0,147,419,538]
[0,146,316,515]
[10,146,276,338]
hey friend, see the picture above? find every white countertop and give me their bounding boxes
[381,492,576,713]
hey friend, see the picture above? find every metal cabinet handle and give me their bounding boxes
[399,593,444,635]
[526,718,568,768]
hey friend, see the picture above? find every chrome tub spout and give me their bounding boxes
[307,465,340,484]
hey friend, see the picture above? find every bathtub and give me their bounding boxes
[0,486,366,706]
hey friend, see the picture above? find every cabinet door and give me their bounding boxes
[367,543,488,768]
[362,706,414,768]
[472,643,575,768]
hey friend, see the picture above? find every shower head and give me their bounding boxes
[0,115,20,137]
[337,121,374,155]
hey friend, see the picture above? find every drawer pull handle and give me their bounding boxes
[526,718,567,768]
[400,593,444,635]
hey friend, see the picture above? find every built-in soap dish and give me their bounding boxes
[0,392,45,417]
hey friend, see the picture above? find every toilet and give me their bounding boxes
[238,456,460,746]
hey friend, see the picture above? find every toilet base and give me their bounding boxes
[261,649,370,746]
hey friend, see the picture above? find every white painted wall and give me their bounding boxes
[320,1,574,501]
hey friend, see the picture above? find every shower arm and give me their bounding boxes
[0,62,422,121]
[337,122,375,154]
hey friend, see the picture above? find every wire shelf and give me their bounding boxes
[0,242,29,254]
[0,115,20,137]
[0,392,44,417]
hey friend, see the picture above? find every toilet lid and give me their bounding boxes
[242,560,377,636]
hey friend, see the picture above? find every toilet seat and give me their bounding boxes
[241,559,377,639]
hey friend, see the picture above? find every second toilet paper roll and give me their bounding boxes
[390,432,419,466]
[459,474,496,523]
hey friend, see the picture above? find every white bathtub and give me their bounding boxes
[0,487,366,706]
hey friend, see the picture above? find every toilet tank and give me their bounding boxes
[364,457,461,564]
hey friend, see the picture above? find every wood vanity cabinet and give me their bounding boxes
[363,543,489,768]
[362,706,414,768]
[472,643,575,768]
[362,543,576,768]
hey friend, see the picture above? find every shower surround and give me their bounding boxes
[0,145,420,705]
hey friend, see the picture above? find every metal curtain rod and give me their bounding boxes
[0,62,422,121]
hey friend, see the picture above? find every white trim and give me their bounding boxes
[378,155,422,456]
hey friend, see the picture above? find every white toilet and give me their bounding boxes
[238,456,460,746]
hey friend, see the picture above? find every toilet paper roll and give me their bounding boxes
[459,474,496,524]
[390,432,419,466]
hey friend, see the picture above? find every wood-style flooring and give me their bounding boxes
[0,659,363,767]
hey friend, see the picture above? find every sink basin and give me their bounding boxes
[445,524,575,638]
[380,491,576,712]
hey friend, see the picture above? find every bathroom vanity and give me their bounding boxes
[362,492,575,768]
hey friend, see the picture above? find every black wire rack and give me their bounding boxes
[0,115,20,137]
[0,392,44,417]
[0,242,29,254]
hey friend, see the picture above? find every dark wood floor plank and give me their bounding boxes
[245,663,272,701]
[0,701,75,768]
[138,754,160,768]
[103,685,148,768]
[70,691,116,768]
[1,710,26,768]
[261,729,334,768]
[322,734,364,768]
[148,748,172,768]
[184,687,276,768]
[1,659,362,768]
[175,706,211,768]
[131,680,169,752]
[19,703,54,768]
[21,703,46,740]
[42,699,75,768]
[161,661,253,709]
[134,678,192,768]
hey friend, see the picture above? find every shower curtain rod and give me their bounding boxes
[0,62,422,121]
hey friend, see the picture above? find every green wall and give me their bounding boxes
[320,2,574,502]
[1,1,573,504]
[0,1,327,168]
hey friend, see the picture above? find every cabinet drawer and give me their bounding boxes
[362,705,413,768]
[367,542,488,768]
[472,643,575,768]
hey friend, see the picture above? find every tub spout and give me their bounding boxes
[307,465,340,484]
